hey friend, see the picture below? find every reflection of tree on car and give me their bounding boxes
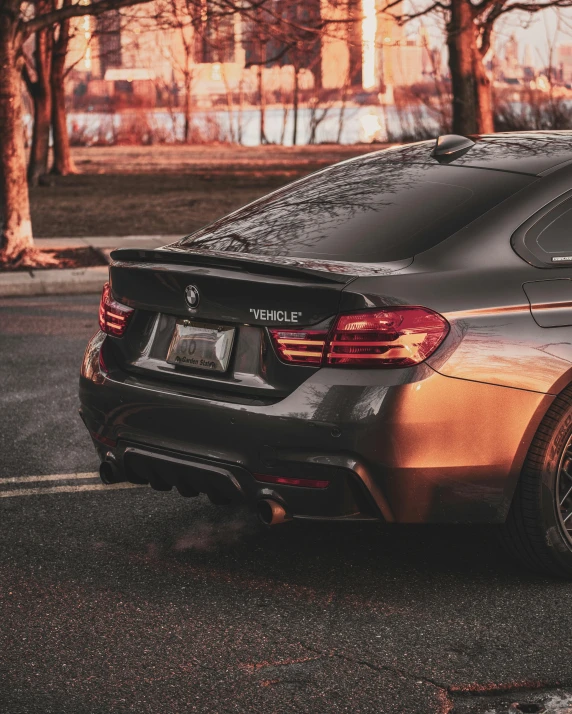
[183,145,528,263]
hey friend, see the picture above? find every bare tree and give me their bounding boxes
[23,0,54,186]
[0,0,166,263]
[156,0,246,143]
[384,0,572,135]
[51,0,79,175]
[243,4,272,144]
[335,69,352,143]
[242,0,350,145]
[22,0,80,183]
[157,0,198,142]
[219,62,238,143]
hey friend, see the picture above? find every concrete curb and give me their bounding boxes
[0,235,179,298]
[34,235,180,249]
[0,266,109,298]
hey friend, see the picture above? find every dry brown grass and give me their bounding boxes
[31,144,386,238]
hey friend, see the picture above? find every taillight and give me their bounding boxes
[254,473,330,489]
[90,430,116,448]
[269,329,328,365]
[327,307,449,367]
[270,307,449,368]
[98,282,134,337]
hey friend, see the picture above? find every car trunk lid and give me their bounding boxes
[106,247,411,399]
[109,247,360,326]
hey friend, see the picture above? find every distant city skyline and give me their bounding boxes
[497,8,572,66]
[404,3,572,68]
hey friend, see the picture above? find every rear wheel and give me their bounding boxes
[502,386,572,578]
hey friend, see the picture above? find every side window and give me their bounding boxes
[512,191,572,267]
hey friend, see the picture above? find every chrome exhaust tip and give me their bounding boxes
[257,499,291,526]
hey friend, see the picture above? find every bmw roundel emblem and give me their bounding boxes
[185,285,200,309]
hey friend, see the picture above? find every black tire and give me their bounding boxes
[501,385,572,578]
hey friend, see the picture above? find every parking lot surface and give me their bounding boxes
[2,295,572,714]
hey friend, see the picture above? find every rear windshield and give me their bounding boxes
[181,154,533,262]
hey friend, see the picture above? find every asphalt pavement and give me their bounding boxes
[2,295,572,714]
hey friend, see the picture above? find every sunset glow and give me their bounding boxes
[362,0,377,89]
[83,15,92,70]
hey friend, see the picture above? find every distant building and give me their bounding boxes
[557,45,572,83]
[66,0,428,104]
[389,39,424,87]
[97,9,122,78]
[502,34,523,83]
[322,0,424,91]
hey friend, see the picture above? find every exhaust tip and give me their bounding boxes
[257,499,291,526]
[99,459,124,485]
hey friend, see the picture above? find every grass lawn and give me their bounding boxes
[30,144,386,238]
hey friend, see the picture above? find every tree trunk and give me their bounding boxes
[51,70,76,174]
[336,79,348,144]
[292,69,299,146]
[447,0,479,135]
[183,72,192,142]
[0,18,34,262]
[280,97,288,145]
[237,79,243,145]
[258,64,266,144]
[473,52,494,133]
[51,13,77,175]
[28,86,51,186]
[447,0,494,135]
[28,22,53,186]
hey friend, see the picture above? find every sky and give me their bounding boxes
[498,7,572,66]
[405,3,572,68]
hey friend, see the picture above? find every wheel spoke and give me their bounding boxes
[563,509,572,525]
[560,484,572,507]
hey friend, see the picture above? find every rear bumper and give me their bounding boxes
[80,332,553,523]
[95,441,381,522]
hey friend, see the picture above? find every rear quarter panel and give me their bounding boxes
[342,166,572,396]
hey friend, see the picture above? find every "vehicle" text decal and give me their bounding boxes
[249,309,302,322]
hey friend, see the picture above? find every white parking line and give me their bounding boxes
[0,472,99,485]
[0,472,147,498]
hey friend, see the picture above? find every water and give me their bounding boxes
[49,104,441,146]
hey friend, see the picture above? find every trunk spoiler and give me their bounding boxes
[110,247,412,285]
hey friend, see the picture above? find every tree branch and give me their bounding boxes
[398,2,449,21]
[471,0,501,16]
[244,42,295,68]
[381,1,448,23]
[477,1,507,55]
[498,0,572,11]
[23,0,157,37]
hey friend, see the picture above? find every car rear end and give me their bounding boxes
[82,248,438,523]
[80,143,545,524]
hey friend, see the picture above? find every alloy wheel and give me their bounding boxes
[556,433,572,544]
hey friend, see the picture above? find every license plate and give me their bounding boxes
[166,320,235,373]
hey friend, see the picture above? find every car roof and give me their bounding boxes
[385,131,572,176]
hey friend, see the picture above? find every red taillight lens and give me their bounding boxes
[254,473,330,489]
[90,430,116,448]
[98,282,134,337]
[269,329,328,365]
[270,307,449,368]
[327,307,449,367]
